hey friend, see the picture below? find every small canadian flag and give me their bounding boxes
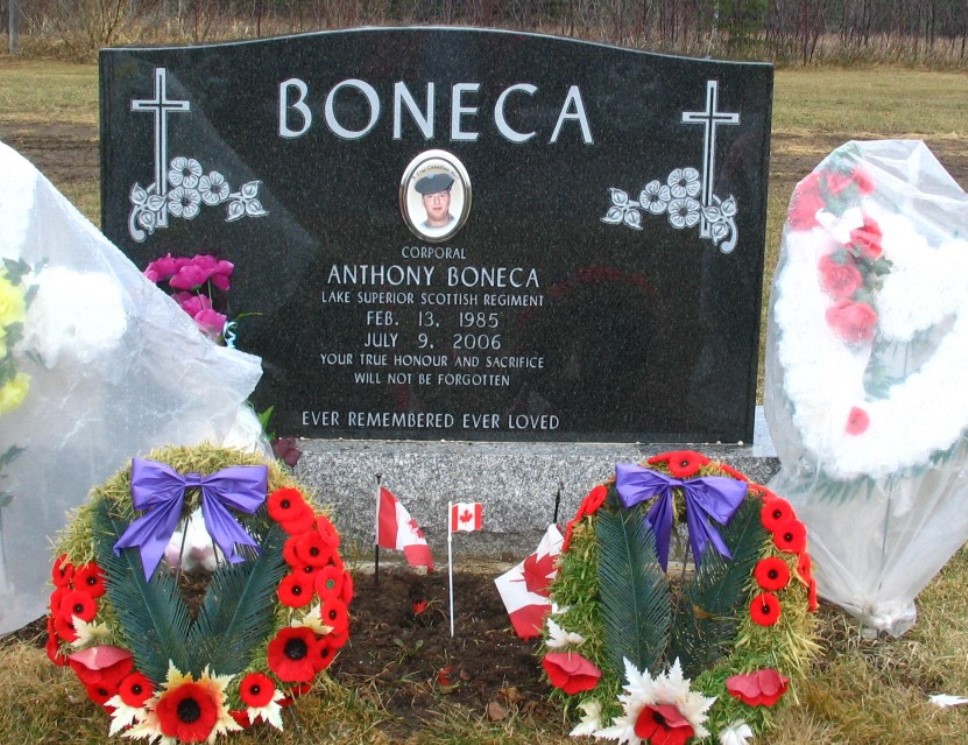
[376,487,433,570]
[450,502,483,533]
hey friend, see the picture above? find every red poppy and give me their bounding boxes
[229,710,250,728]
[45,626,69,667]
[51,554,74,587]
[313,565,345,598]
[267,488,315,533]
[339,570,354,605]
[760,498,794,532]
[282,535,302,567]
[772,519,807,554]
[315,515,340,547]
[312,636,341,672]
[648,450,710,479]
[718,463,750,482]
[726,668,790,707]
[541,652,601,695]
[320,596,350,646]
[278,681,312,707]
[797,552,813,585]
[578,485,608,516]
[72,562,107,599]
[155,681,219,742]
[807,578,819,612]
[267,627,319,683]
[818,253,863,299]
[561,517,578,554]
[750,592,782,626]
[58,589,98,623]
[239,672,276,708]
[294,530,335,567]
[49,586,68,615]
[85,681,117,707]
[634,703,695,745]
[849,215,883,260]
[118,672,155,708]
[277,572,314,608]
[788,171,825,231]
[53,613,78,643]
[754,557,791,591]
[846,406,870,435]
[826,300,877,344]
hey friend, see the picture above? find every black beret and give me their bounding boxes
[415,172,454,195]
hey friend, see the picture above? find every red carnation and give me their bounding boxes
[818,254,863,299]
[542,652,601,695]
[155,680,219,742]
[772,519,808,554]
[750,592,782,626]
[239,672,276,708]
[267,626,319,683]
[726,668,790,707]
[73,562,107,599]
[754,557,791,591]
[826,300,877,343]
[648,450,710,478]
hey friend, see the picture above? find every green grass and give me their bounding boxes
[0,59,99,126]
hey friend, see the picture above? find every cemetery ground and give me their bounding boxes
[0,60,967,743]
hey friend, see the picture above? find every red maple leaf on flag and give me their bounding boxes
[520,552,557,597]
[408,518,424,539]
[460,509,473,524]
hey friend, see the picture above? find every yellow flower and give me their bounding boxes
[0,372,30,415]
[0,273,26,327]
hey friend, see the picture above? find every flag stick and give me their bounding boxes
[374,473,382,585]
[553,480,563,524]
[447,501,455,637]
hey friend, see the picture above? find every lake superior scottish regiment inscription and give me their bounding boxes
[100,28,773,443]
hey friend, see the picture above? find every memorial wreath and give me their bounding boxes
[45,445,351,743]
[543,451,817,744]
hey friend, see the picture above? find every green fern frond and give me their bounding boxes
[596,506,671,675]
[186,520,288,677]
[92,499,193,682]
[670,498,767,676]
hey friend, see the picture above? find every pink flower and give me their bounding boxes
[825,300,877,343]
[846,406,870,435]
[542,652,601,695]
[726,668,790,707]
[851,168,875,195]
[173,291,213,317]
[849,216,883,260]
[193,308,227,336]
[818,254,862,299]
[144,253,190,283]
[168,254,234,291]
[788,172,825,231]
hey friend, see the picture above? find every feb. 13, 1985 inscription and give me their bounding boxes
[100,27,773,444]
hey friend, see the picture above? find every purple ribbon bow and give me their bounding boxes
[615,463,747,572]
[114,458,269,580]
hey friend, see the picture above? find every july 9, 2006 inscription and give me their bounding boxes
[100,27,773,444]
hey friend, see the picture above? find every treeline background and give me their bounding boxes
[3,0,967,66]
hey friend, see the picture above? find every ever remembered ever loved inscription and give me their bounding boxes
[100,27,773,444]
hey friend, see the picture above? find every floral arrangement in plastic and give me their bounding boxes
[145,254,235,341]
[769,142,968,482]
[543,451,818,744]
[0,258,34,506]
[45,444,351,742]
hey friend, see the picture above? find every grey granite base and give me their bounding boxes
[293,407,778,562]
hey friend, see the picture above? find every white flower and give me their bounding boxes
[247,686,287,731]
[594,658,716,744]
[168,156,203,189]
[107,694,148,736]
[569,699,602,738]
[291,602,333,636]
[719,719,754,745]
[546,617,585,649]
[199,171,230,205]
[639,180,671,215]
[667,167,701,199]
[167,186,202,219]
[667,197,701,229]
[70,617,111,648]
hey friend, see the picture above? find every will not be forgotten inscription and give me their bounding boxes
[100,27,773,444]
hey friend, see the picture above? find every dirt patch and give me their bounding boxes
[0,122,99,192]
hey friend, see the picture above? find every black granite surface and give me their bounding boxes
[100,27,773,443]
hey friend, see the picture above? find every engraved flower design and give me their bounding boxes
[199,171,230,206]
[667,167,701,199]
[667,197,701,229]
[639,180,671,215]
[167,186,202,219]
[168,156,203,189]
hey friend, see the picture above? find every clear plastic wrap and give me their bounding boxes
[765,140,968,636]
[0,141,265,634]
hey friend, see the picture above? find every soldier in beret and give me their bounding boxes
[415,171,456,230]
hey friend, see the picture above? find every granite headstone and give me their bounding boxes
[100,28,773,445]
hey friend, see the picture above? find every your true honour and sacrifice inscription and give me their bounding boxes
[100,28,773,444]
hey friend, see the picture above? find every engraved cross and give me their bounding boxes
[131,68,190,203]
[682,80,739,238]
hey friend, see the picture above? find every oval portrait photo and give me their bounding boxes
[400,149,471,243]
